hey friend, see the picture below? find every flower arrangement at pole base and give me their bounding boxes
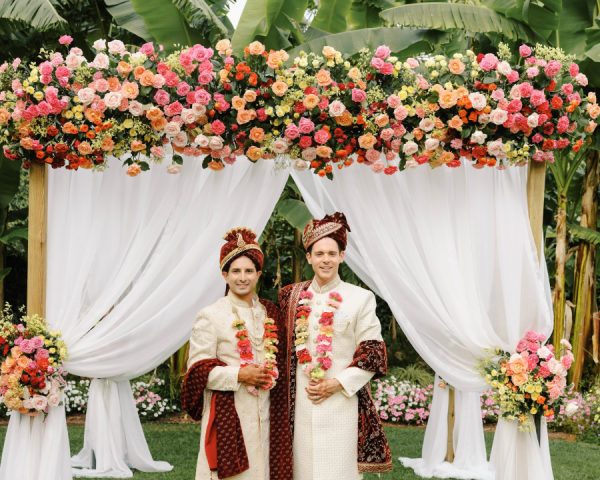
[480,330,574,432]
[0,305,68,416]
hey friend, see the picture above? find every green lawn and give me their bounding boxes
[0,424,598,479]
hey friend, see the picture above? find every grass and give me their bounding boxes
[0,423,599,479]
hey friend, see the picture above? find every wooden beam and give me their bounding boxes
[526,161,547,261]
[27,162,47,316]
[445,386,455,463]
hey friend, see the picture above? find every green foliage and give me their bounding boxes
[387,364,435,386]
[311,0,350,33]
[0,0,66,30]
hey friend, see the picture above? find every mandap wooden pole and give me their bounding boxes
[445,161,546,463]
[27,162,48,317]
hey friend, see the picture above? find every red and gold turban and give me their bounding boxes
[220,227,264,271]
[302,212,351,251]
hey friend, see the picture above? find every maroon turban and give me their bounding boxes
[302,212,351,251]
[220,227,264,271]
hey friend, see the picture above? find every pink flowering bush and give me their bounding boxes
[372,376,433,425]
[132,378,178,420]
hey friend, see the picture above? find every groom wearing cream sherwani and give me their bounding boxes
[279,212,392,480]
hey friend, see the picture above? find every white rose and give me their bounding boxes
[487,140,505,158]
[565,402,578,416]
[93,39,107,51]
[128,100,144,117]
[104,91,122,109]
[181,108,196,124]
[32,395,48,411]
[65,53,83,69]
[208,136,223,150]
[468,92,487,111]
[471,130,487,144]
[92,53,109,70]
[537,346,552,359]
[402,141,418,156]
[129,52,147,64]
[164,121,181,137]
[527,113,539,128]
[47,393,61,408]
[489,108,508,125]
[107,39,126,55]
[293,159,309,171]
[172,131,188,147]
[328,100,346,117]
[77,87,96,105]
[497,61,512,76]
[418,118,435,132]
[195,134,209,148]
[509,85,522,99]
[272,138,289,154]
[424,138,439,151]
[192,103,206,116]
[301,147,317,161]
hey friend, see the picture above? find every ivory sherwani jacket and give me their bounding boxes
[280,275,389,480]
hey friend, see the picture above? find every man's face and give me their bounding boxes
[306,237,345,284]
[222,255,261,298]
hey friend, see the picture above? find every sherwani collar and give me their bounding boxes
[310,274,342,294]
[227,291,259,309]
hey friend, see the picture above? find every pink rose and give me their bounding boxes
[328,100,346,117]
[561,83,574,95]
[516,339,529,352]
[198,71,213,85]
[557,116,569,134]
[370,57,384,70]
[58,35,73,46]
[194,89,211,105]
[527,354,539,370]
[313,128,330,145]
[39,61,53,76]
[176,82,191,97]
[386,94,401,108]
[365,149,381,163]
[320,356,333,369]
[298,136,312,149]
[569,63,579,77]
[506,70,519,84]
[104,91,122,109]
[153,89,170,106]
[284,123,300,140]
[375,45,391,59]
[518,82,533,98]
[129,101,144,117]
[298,117,315,134]
[352,88,367,103]
[371,161,385,173]
[301,147,317,161]
[519,45,532,58]
[380,128,394,142]
[211,120,225,135]
[479,53,499,71]
[544,60,562,78]
[140,42,155,55]
[526,67,540,79]
[380,63,394,75]
[575,73,588,86]
[394,106,408,121]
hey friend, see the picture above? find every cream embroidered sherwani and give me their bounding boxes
[293,275,383,480]
[188,293,270,480]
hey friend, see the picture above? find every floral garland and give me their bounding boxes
[295,290,343,380]
[0,308,68,416]
[0,38,596,178]
[231,304,279,395]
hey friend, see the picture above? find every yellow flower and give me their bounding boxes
[123,119,134,129]
[33,91,44,101]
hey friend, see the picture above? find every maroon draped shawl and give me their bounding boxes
[181,298,293,480]
[279,282,393,473]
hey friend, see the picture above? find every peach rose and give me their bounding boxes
[303,94,320,109]
[358,133,377,150]
[271,81,288,97]
[508,355,528,375]
[243,90,257,102]
[267,50,288,69]
[107,77,121,92]
[512,372,528,387]
[348,67,362,81]
[77,141,93,155]
[438,90,458,109]
[237,109,256,124]
[448,115,463,130]
[249,127,265,143]
[127,164,142,177]
[335,111,353,126]
[374,114,389,128]
[315,145,332,158]
[456,87,469,98]
[117,61,133,76]
[133,66,146,79]
[121,81,139,99]
[131,140,146,152]
[139,70,155,87]
[151,117,167,131]
[246,146,263,161]
[215,39,232,56]
[247,41,265,56]
[231,95,246,110]
[208,160,224,171]
[0,108,9,125]
[315,69,332,87]
[101,137,115,151]
[448,58,465,75]
[146,107,164,121]
[322,46,337,59]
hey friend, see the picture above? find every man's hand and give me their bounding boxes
[238,364,272,388]
[305,378,343,404]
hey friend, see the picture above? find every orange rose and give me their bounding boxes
[127,164,142,177]
[101,137,115,151]
[133,66,145,79]
[62,122,78,134]
[439,151,455,164]
[121,81,139,99]
[249,127,265,143]
[315,69,332,87]
[439,90,458,109]
[139,70,155,87]
[271,81,288,97]
[246,146,263,161]
[84,108,103,124]
[0,108,10,125]
[107,77,121,92]
[145,107,164,121]
[19,137,34,150]
[303,94,320,110]
[77,141,93,155]
[358,133,377,150]
[455,87,469,98]
[316,145,333,158]
[374,114,389,128]
[448,59,465,75]
[247,41,265,56]
[151,117,167,131]
[335,111,353,126]
[231,95,246,110]
[448,115,463,130]
[208,160,224,171]
[237,109,256,125]
[117,61,133,76]
[131,140,146,152]
[243,90,257,102]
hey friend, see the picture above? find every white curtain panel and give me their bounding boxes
[0,156,288,480]
[293,163,554,479]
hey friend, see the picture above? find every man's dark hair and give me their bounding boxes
[306,237,345,254]
[222,254,262,273]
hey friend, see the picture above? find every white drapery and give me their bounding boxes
[293,164,554,479]
[0,157,288,480]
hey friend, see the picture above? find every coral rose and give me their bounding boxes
[315,69,332,87]
[249,127,265,143]
[246,146,263,161]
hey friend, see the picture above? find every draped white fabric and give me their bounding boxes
[0,157,288,480]
[293,164,554,479]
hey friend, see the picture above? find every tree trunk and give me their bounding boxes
[27,163,47,316]
[570,150,599,387]
[552,192,568,347]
